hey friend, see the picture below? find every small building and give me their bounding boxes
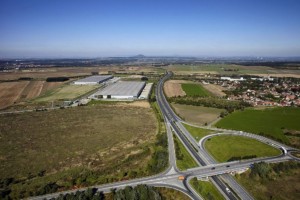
[73,75,113,85]
[92,81,146,99]
[139,83,153,99]
[221,77,245,81]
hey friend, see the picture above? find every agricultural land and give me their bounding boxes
[181,83,211,97]
[215,107,300,147]
[163,80,187,97]
[172,104,224,126]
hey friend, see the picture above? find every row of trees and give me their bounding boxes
[250,161,300,180]
[168,96,251,112]
[51,185,162,200]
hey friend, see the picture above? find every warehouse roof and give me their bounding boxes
[74,75,113,83]
[96,81,146,97]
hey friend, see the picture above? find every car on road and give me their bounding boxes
[226,187,231,193]
[226,165,230,168]
[211,167,215,170]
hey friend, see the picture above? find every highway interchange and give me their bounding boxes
[31,71,299,200]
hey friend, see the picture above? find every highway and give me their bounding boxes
[30,71,299,200]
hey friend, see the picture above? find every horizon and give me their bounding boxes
[1,0,300,58]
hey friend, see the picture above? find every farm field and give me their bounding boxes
[190,178,225,200]
[0,103,157,199]
[35,84,99,102]
[215,107,300,147]
[183,124,216,141]
[163,80,187,97]
[165,64,300,76]
[0,81,29,109]
[181,83,211,97]
[235,161,300,200]
[0,80,68,110]
[204,135,281,162]
[172,103,224,126]
[201,83,226,97]
[0,66,164,81]
[165,64,273,75]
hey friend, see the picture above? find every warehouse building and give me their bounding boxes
[139,83,153,99]
[73,75,113,85]
[92,81,146,99]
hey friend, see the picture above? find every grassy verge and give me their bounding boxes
[235,161,300,200]
[183,124,215,141]
[215,107,300,146]
[181,83,211,97]
[190,177,225,200]
[158,187,190,200]
[173,134,198,170]
[204,135,281,162]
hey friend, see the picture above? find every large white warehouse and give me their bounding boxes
[73,75,113,85]
[92,81,146,99]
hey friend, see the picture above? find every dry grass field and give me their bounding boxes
[201,83,226,97]
[0,103,157,198]
[164,80,187,97]
[171,103,224,126]
[0,81,29,109]
[35,84,99,102]
[0,81,67,110]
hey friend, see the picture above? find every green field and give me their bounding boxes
[181,83,211,97]
[204,135,281,162]
[165,64,274,75]
[0,104,160,199]
[190,177,225,200]
[215,107,300,145]
[183,124,215,141]
[172,103,224,126]
[173,134,198,170]
[36,84,100,101]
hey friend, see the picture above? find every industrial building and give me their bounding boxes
[139,83,153,99]
[92,81,146,99]
[73,75,113,85]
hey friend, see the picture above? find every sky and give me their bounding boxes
[0,0,300,58]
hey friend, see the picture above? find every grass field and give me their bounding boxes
[190,177,225,200]
[158,187,190,200]
[173,134,198,170]
[235,161,300,200]
[165,64,275,75]
[172,103,224,126]
[181,83,211,97]
[183,124,215,141]
[35,84,100,101]
[204,135,281,162]
[215,107,300,146]
[0,104,157,198]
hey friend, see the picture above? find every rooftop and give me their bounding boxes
[74,75,113,83]
[95,81,146,97]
